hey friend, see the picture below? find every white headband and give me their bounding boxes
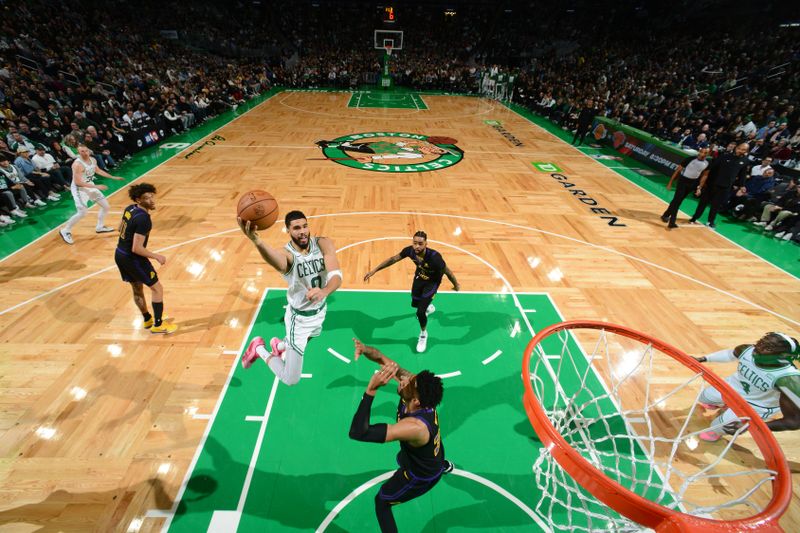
[774,332,798,353]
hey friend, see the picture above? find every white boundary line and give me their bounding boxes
[327,347,351,364]
[2,211,797,326]
[322,213,800,326]
[155,287,270,531]
[235,376,281,513]
[0,91,279,265]
[481,350,503,365]
[436,371,462,379]
[315,468,551,532]
[500,101,800,282]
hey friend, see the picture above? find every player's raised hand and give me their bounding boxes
[237,217,258,241]
[353,338,367,360]
[367,362,397,394]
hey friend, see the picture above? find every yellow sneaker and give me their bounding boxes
[143,317,154,329]
[151,321,178,334]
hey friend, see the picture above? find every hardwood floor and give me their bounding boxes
[1,91,797,532]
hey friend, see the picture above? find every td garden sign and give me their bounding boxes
[314,132,464,173]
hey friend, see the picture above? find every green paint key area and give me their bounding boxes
[168,289,656,532]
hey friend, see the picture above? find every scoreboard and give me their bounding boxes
[383,6,396,24]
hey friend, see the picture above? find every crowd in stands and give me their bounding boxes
[0,0,797,241]
[0,0,273,226]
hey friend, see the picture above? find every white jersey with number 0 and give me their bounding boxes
[728,346,800,408]
[283,237,328,312]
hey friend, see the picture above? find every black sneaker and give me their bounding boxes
[660,215,669,223]
[706,222,716,229]
[668,222,678,229]
[443,460,455,474]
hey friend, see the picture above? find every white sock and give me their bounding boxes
[255,344,270,361]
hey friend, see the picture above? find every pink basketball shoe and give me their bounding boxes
[242,336,265,369]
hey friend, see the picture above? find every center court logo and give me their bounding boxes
[314,132,463,173]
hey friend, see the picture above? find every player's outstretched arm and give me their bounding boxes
[237,217,290,274]
[353,338,414,382]
[693,344,748,363]
[95,165,124,181]
[364,253,402,282]
[771,376,800,432]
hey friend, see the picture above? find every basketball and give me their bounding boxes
[237,190,279,230]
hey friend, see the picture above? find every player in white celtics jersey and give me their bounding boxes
[239,210,342,386]
[694,332,800,442]
[59,144,123,245]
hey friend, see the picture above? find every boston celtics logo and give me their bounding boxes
[314,132,463,172]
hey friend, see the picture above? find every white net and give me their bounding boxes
[528,327,779,532]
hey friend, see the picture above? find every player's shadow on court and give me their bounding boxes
[426,370,532,435]
[171,306,260,336]
[327,371,536,439]
[38,364,185,435]
[183,436,386,530]
[44,292,113,323]
[324,309,411,345]
[324,309,510,352]
[0,478,172,532]
[431,310,509,346]
[0,259,86,283]
[419,472,542,531]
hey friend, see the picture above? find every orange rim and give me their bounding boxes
[522,320,791,532]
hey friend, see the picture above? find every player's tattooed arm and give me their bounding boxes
[364,254,403,282]
[353,338,414,381]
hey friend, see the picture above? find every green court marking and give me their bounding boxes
[347,91,428,109]
[531,162,562,173]
[166,289,657,532]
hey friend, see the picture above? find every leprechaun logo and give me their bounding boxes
[314,132,463,172]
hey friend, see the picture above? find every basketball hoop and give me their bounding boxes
[522,321,791,532]
[384,44,393,56]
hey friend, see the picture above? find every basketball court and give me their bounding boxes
[1,87,798,532]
